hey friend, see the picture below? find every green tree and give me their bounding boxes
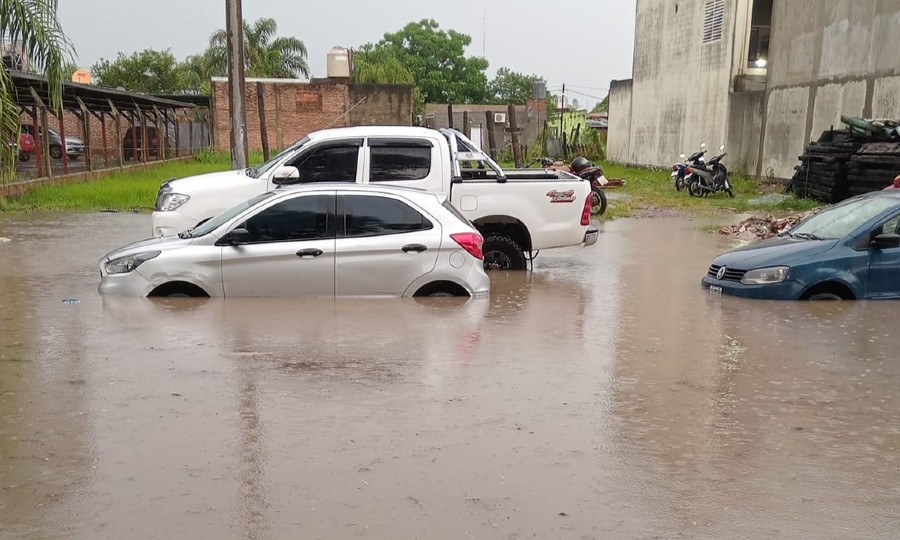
[488,68,539,105]
[368,19,490,104]
[1,0,72,182]
[207,17,309,78]
[591,94,609,113]
[92,49,185,93]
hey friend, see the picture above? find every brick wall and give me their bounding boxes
[212,79,414,152]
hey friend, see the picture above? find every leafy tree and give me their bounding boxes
[366,19,490,105]
[1,0,72,182]
[207,17,309,79]
[591,94,609,113]
[488,68,538,105]
[92,49,185,93]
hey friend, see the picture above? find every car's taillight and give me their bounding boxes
[450,232,484,260]
[581,194,592,226]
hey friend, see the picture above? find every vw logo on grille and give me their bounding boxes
[716,266,727,280]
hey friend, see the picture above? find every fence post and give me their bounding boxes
[257,81,270,161]
[447,104,454,130]
[485,111,497,161]
[508,104,523,168]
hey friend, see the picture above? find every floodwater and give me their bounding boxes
[1,213,898,540]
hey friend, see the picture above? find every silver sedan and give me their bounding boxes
[99,184,491,298]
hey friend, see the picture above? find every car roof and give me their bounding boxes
[306,126,441,141]
[272,183,447,204]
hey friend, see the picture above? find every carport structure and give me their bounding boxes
[9,71,199,178]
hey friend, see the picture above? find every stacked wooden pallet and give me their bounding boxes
[847,143,900,196]
[788,138,862,203]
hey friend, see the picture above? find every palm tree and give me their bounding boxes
[207,18,309,79]
[0,0,72,183]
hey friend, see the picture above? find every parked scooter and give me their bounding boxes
[570,157,608,216]
[671,145,707,191]
[686,145,734,198]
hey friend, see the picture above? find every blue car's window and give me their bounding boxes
[792,197,900,239]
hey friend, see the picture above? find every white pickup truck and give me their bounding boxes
[152,127,598,270]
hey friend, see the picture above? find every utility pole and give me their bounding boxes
[561,83,566,155]
[225,0,248,169]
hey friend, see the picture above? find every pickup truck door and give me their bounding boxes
[334,193,442,296]
[269,138,364,189]
[363,137,443,191]
[221,193,336,297]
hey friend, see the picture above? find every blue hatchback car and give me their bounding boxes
[702,191,900,300]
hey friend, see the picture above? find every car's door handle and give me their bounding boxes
[402,244,428,253]
[296,248,323,258]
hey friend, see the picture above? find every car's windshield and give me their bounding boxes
[790,196,900,239]
[182,192,276,238]
[247,137,309,178]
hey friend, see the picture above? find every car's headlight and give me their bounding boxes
[741,266,790,285]
[105,251,161,274]
[157,193,190,211]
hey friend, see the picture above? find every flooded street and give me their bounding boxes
[1,213,898,539]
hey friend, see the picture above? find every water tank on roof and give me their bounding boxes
[327,47,351,78]
[532,80,546,100]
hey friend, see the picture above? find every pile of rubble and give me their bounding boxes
[718,211,818,242]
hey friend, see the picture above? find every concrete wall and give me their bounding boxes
[423,101,548,151]
[610,0,900,179]
[349,84,413,126]
[760,0,900,179]
[608,0,737,168]
[608,80,633,163]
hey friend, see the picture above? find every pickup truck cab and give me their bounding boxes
[152,127,598,270]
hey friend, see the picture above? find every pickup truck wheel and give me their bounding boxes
[482,235,527,271]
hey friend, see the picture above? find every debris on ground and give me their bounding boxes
[0,237,10,243]
[718,211,817,242]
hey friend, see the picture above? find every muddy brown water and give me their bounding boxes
[1,213,898,540]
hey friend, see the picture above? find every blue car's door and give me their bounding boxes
[866,213,900,299]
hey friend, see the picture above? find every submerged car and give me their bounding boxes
[99,184,490,298]
[702,191,900,300]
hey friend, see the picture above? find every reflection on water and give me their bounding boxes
[1,213,898,539]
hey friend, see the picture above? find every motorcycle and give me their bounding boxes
[672,145,707,191]
[526,156,610,216]
[687,145,733,198]
[569,157,608,216]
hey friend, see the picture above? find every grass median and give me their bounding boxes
[2,153,820,218]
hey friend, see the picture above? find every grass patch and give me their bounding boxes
[2,152,822,219]
[0,152,257,212]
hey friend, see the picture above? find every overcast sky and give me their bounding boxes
[59,0,636,109]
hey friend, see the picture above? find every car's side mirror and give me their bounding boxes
[271,166,300,185]
[871,233,900,249]
[225,227,251,245]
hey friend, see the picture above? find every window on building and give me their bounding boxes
[747,0,773,70]
[702,0,726,44]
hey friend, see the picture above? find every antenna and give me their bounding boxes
[482,1,487,57]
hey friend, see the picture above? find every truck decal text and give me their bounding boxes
[546,190,577,203]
